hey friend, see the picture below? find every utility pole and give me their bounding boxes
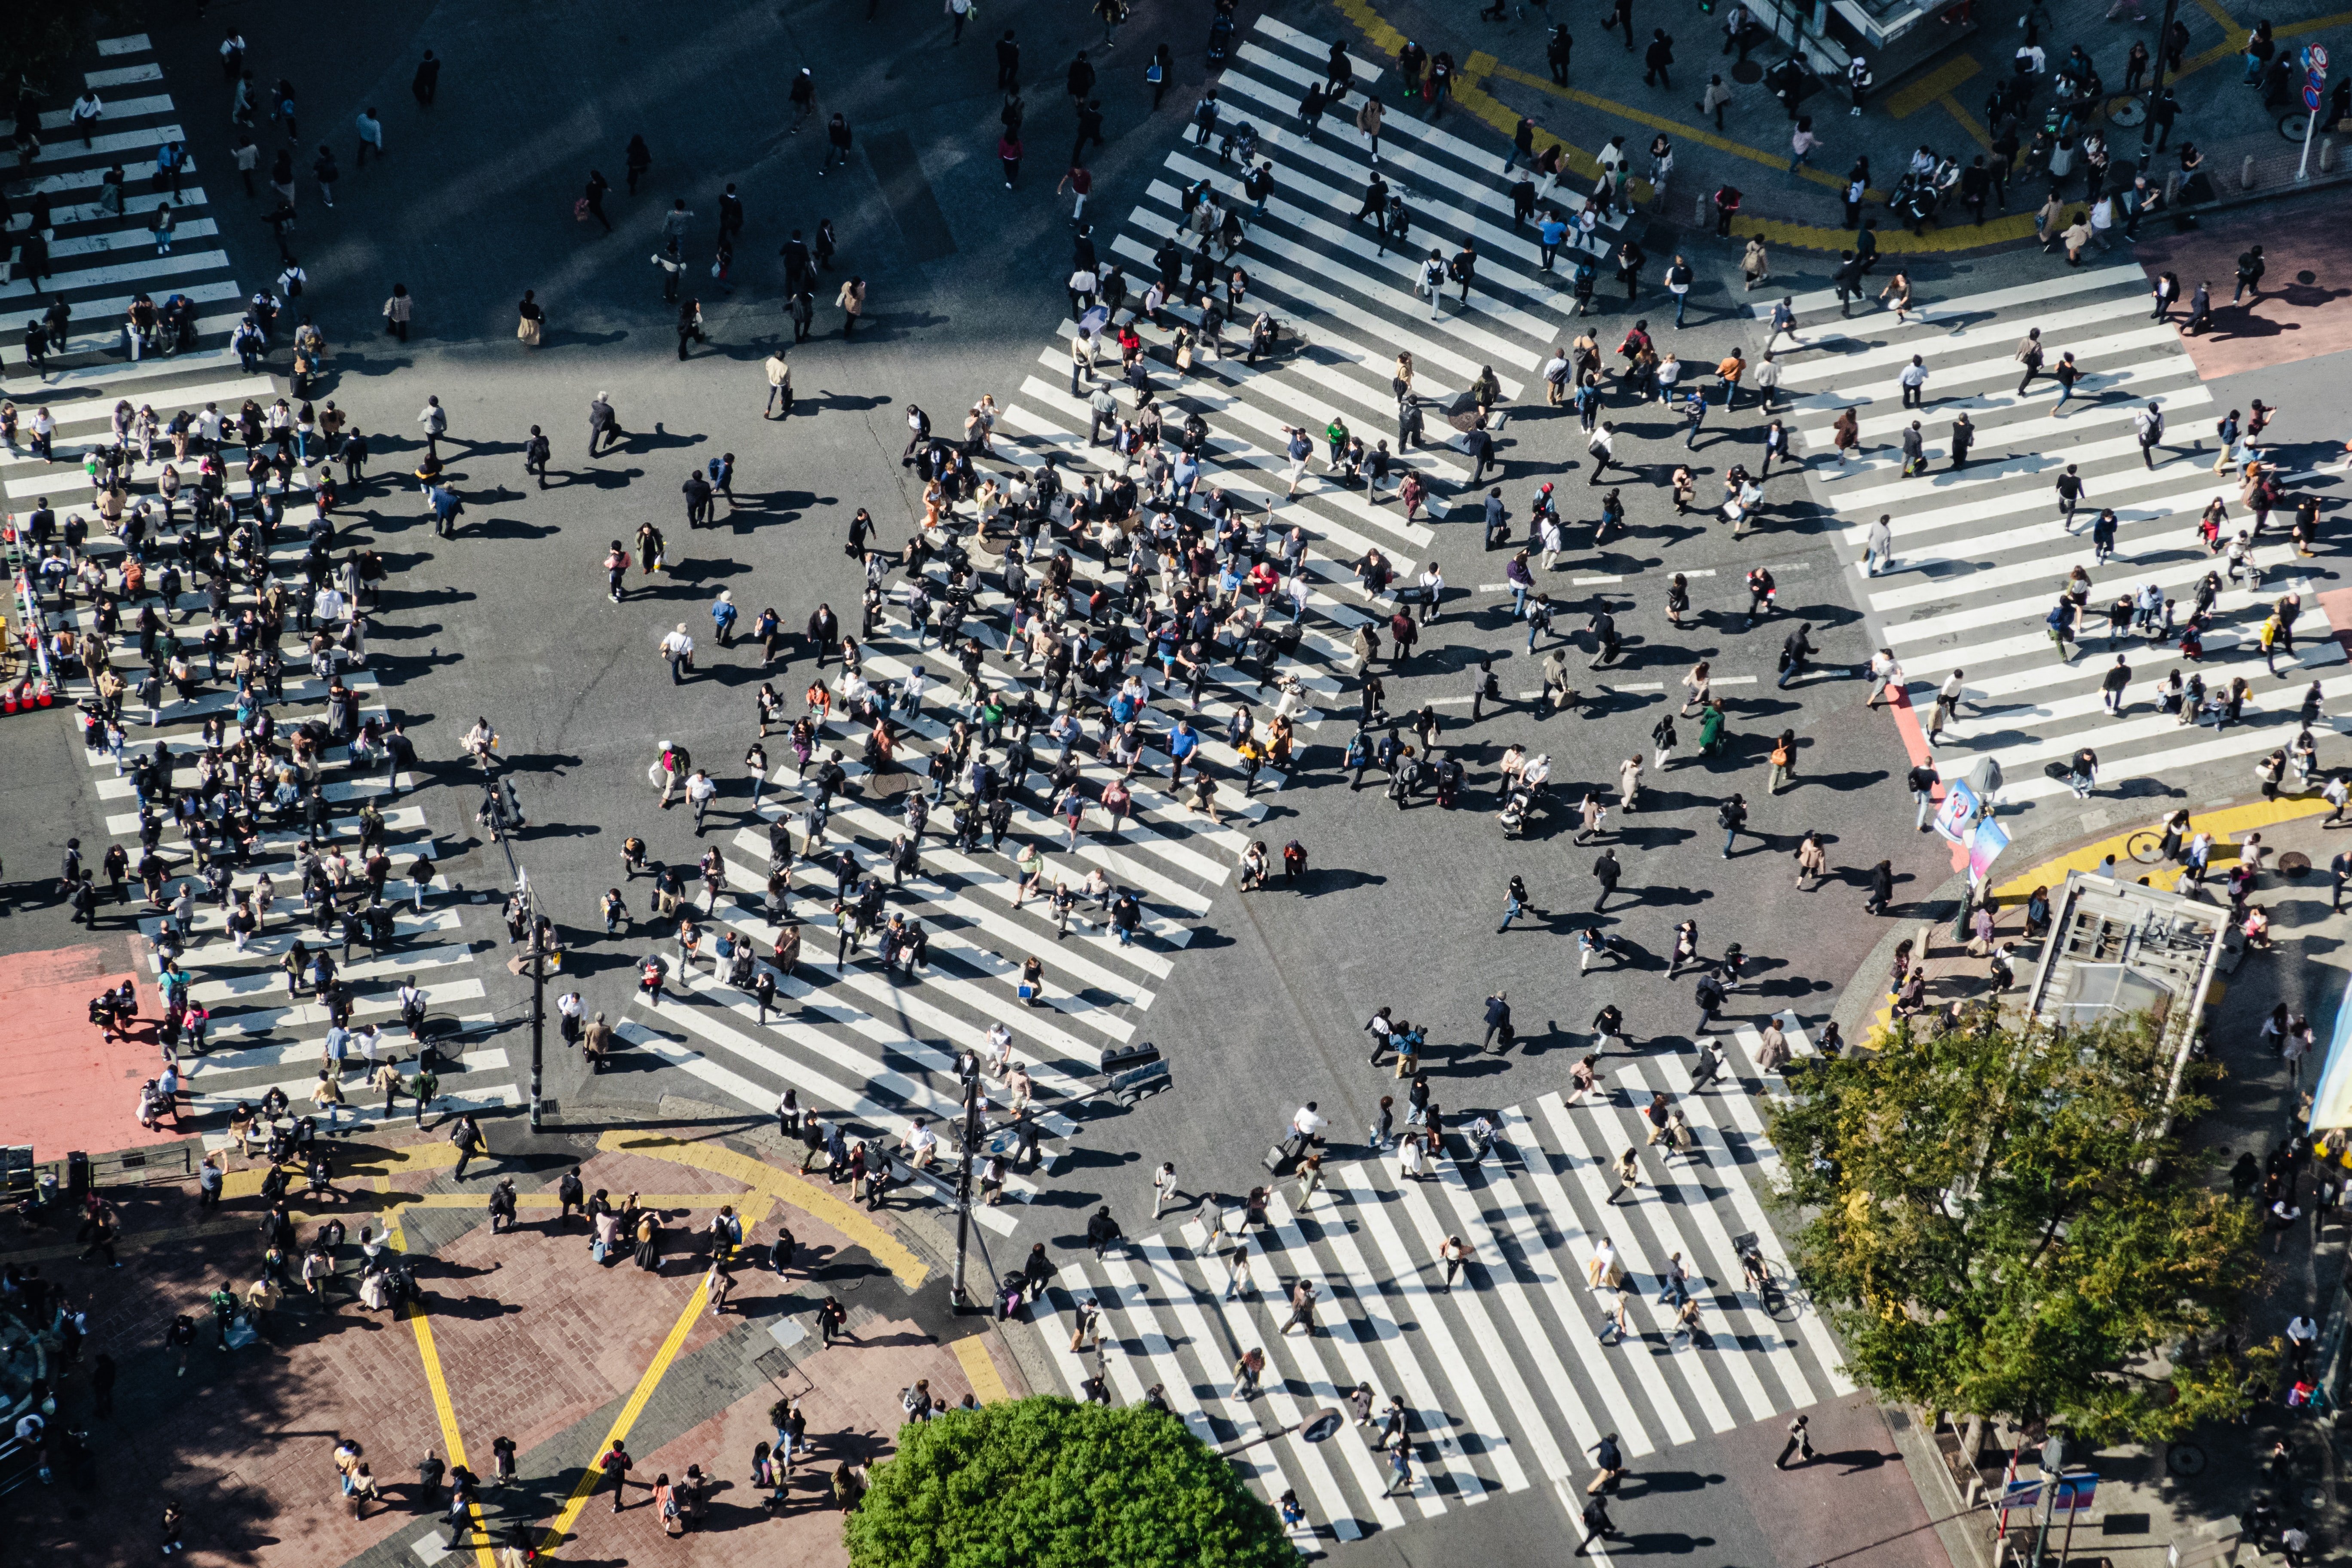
[951,1073,980,1307]
[522,873,545,1133]
[2139,0,2180,174]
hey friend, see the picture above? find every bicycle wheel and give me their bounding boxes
[2127,830,2165,864]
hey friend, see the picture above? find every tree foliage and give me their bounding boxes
[844,1396,1295,1568]
[0,1,107,91]
[1765,1012,2265,1445]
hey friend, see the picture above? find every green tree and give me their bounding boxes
[844,1396,1295,1568]
[1766,1012,2266,1446]
[0,1,107,92]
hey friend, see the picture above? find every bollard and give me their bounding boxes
[2164,171,2182,205]
[2241,153,2258,189]
[1695,192,1711,227]
[2324,137,2338,172]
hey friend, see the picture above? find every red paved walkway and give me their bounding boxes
[2136,208,2352,380]
[0,1135,1006,1567]
[0,937,175,1158]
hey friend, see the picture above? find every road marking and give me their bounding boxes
[535,1275,712,1557]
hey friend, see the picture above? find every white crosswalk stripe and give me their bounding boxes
[18,54,520,1155]
[1773,264,2347,809]
[541,12,1737,1244]
[1016,1070,1849,1541]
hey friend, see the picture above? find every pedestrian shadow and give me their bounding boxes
[1784,767,1890,794]
[610,423,706,456]
[1293,867,1384,898]
[837,309,953,344]
[808,390,892,414]
[539,327,629,351]
[471,514,561,543]
[1613,1467,1724,1498]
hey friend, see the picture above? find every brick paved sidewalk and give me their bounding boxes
[0,1124,1026,1568]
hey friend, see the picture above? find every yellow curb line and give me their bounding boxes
[1886,54,1982,121]
[1320,0,2265,252]
[402,1298,498,1568]
[952,1334,1015,1404]
[1863,795,2331,1045]
[596,1130,929,1290]
[1989,794,2331,903]
[1939,93,1996,153]
[2190,0,2248,37]
[536,1277,712,1556]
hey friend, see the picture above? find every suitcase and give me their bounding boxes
[1265,1132,1306,1174]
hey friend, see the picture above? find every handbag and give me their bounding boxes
[224,1315,258,1350]
[574,197,590,221]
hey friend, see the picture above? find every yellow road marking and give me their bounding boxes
[1886,55,1981,120]
[952,1335,1014,1404]
[1991,794,2332,902]
[1863,794,2333,1044]
[1939,94,1995,152]
[1321,0,2260,252]
[537,1277,711,1555]
[2191,0,2246,38]
[597,1131,929,1289]
[403,1297,498,1568]
[1329,0,1406,55]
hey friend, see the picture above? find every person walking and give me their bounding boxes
[1775,1413,1814,1468]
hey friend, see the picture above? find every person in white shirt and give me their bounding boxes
[659,623,695,683]
[904,1118,940,1170]
[684,768,718,831]
[1290,1102,1328,1140]
[1152,1162,1180,1216]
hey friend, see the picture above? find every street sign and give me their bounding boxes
[2303,43,2328,71]
[2054,1473,2100,1512]
[2308,84,2325,110]
[1298,1409,1343,1443]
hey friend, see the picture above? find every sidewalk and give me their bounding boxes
[1323,0,2352,252]
[0,1112,1029,1568]
[1834,796,2352,1567]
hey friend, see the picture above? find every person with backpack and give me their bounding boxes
[449,1113,483,1179]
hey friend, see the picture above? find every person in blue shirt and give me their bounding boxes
[710,590,739,646]
[1538,211,1570,272]
[1166,718,1200,783]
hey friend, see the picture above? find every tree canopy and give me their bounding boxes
[0,2,104,91]
[1766,1012,2266,1445]
[844,1396,1295,1568]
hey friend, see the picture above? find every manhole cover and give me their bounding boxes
[2280,112,2312,141]
[1731,59,1764,84]
[2110,99,2147,127]
[2166,1442,2205,1475]
[2278,851,2311,876]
